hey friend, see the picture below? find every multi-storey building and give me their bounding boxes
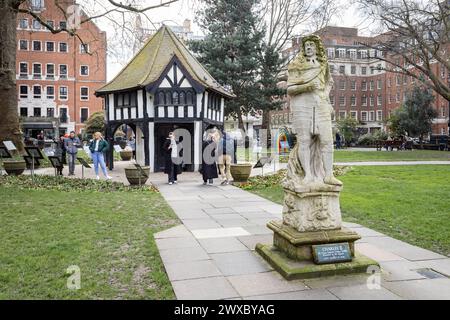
[16,0,107,139]
[275,26,449,137]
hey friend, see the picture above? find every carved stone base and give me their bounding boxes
[256,221,379,280]
[267,220,360,261]
[282,185,343,232]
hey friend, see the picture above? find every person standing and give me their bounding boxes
[201,132,219,185]
[128,137,136,160]
[89,132,112,180]
[217,131,235,185]
[64,131,81,176]
[54,135,66,176]
[163,132,182,185]
[335,132,342,150]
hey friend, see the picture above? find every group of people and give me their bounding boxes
[162,129,236,186]
[52,131,111,180]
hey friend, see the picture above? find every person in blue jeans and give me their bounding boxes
[89,132,112,180]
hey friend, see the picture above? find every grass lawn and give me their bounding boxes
[334,149,450,162]
[245,165,450,256]
[0,178,178,299]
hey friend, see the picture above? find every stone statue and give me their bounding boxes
[286,35,342,187]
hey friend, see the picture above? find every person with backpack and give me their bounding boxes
[89,132,112,180]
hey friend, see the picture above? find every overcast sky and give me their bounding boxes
[79,0,369,81]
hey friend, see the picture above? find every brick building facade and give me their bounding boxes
[274,26,449,137]
[16,0,107,138]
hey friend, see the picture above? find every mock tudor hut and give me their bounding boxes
[95,26,234,172]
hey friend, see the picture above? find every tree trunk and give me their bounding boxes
[261,110,272,155]
[0,2,23,152]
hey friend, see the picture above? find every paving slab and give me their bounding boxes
[154,225,192,239]
[379,260,426,282]
[239,211,275,219]
[238,234,274,251]
[203,207,237,215]
[159,246,210,264]
[227,271,308,297]
[198,237,249,254]
[217,219,256,228]
[211,214,246,220]
[171,276,239,300]
[211,251,273,276]
[356,242,406,262]
[182,219,222,230]
[175,210,210,220]
[244,289,338,300]
[414,258,450,277]
[242,225,273,235]
[192,227,251,240]
[382,278,450,300]
[328,284,402,300]
[304,274,371,290]
[155,237,201,250]
[164,260,222,281]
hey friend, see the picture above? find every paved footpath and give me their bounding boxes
[151,172,450,300]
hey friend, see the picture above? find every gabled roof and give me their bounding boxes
[96,26,234,98]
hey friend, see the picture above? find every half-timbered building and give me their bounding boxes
[95,26,233,172]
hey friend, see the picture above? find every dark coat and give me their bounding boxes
[201,139,218,180]
[163,138,182,175]
[54,140,66,166]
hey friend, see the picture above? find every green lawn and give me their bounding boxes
[334,149,450,162]
[0,178,178,299]
[245,165,450,256]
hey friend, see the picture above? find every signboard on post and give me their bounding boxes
[113,145,123,153]
[3,141,17,151]
[0,147,12,159]
[77,157,91,179]
[24,147,44,160]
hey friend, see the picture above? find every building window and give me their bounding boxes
[350,111,357,120]
[351,65,356,74]
[370,66,375,74]
[33,40,41,51]
[339,80,346,90]
[349,50,357,59]
[46,86,55,99]
[396,92,400,102]
[362,95,367,106]
[59,108,68,123]
[360,50,367,59]
[19,40,28,50]
[330,65,335,73]
[377,79,382,89]
[369,111,375,121]
[441,107,446,117]
[351,95,356,106]
[47,20,54,29]
[33,63,42,78]
[377,94,382,106]
[31,0,44,11]
[59,86,68,100]
[20,108,28,117]
[19,19,28,29]
[361,67,367,75]
[330,95,335,105]
[339,66,345,74]
[351,80,356,90]
[47,108,55,118]
[59,42,68,53]
[80,65,89,76]
[59,21,67,29]
[388,78,392,87]
[339,95,346,106]
[32,19,41,30]
[59,64,68,78]
[327,48,335,59]
[80,44,89,54]
[80,108,89,123]
[46,64,55,78]
[19,85,28,99]
[370,95,375,106]
[361,80,367,91]
[80,87,89,101]
[361,111,368,122]
[377,110,383,121]
[396,75,401,86]
[33,85,42,99]
[19,63,28,77]
[369,80,374,91]
[46,41,55,52]
[33,108,41,117]
[339,111,346,120]
[117,92,137,107]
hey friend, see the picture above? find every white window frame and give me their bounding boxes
[32,63,42,78]
[33,85,42,99]
[376,110,383,121]
[80,87,89,101]
[80,107,89,123]
[369,111,375,122]
[32,19,42,30]
[80,44,89,54]
[59,86,68,101]
[19,62,28,77]
[19,85,28,99]
[338,111,347,120]
[59,42,68,53]
[45,41,55,52]
[19,39,28,51]
[59,64,68,78]
[46,63,55,78]
[361,111,368,122]
[32,40,42,51]
[350,111,358,120]
[80,65,89,76]
[46,85,55,99]
[339,96,346,106]
[351,95,356,106]
[19,18,29,29]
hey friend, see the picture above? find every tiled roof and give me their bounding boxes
[96,26,234,98]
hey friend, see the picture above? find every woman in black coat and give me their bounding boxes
[201,133,219,185]
[163,132,182,185]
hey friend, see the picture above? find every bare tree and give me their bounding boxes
[356,0,450,103]
[0,0,179,150]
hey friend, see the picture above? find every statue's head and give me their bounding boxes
[301,35,326,63]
